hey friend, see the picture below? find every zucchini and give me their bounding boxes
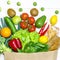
[4,16,17,34]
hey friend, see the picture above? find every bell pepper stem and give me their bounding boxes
[17,48,22,53]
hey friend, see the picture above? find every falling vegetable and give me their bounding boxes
[7,8,16,17]
[41,7,45,11]
[8,38,22,52]
[30,8,38,16]
[55,10,59,14]
[17,2,21,6]
[19,8,23,12]
[7,0,11,5]
[50,15,57,26]
[33,2,37,6]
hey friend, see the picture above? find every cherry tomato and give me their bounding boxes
[21,13,29,20]
[20,21,28,29]
[28,17,35,25]
[28,25,36,32]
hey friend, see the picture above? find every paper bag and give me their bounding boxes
[4,50,58,60]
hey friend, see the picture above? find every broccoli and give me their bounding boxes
[0,36,12,54]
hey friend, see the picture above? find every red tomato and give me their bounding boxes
[21,13,29,20]
[20,21,28,29]
[28,25,36,32]
[28,17,35,25]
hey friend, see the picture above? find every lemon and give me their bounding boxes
[39,36,48,44]
[50,15,57,26]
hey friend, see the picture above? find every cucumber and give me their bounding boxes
[4,16,17,34]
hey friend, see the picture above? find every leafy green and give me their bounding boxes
[0,36,6,44]
[0,36,12,54]
[12,29,40,50]
[23,42,49,53]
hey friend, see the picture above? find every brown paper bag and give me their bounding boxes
[47,36,60,51]
[4,50,58,60]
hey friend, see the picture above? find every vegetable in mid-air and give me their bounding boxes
[50,15,57,26]
[8,38,22,52]
[28,25,36,32]
[21,13,29,20]
[35,15,46,28]
[28,17,35,25]
[39,23,49,36]
[39,36,48,44]
[12,16,21,25]
[4,17,17,34]
[40,7,45,11]
[17,2,21,6]
[55,10,59,14]
[7,8,16,17]
[7,0,11,5]
[33,2,37,6]
[1,27,11,38]
[19,8,23,12]
[30,8,38,16]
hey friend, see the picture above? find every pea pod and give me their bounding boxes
[35,15,46,28]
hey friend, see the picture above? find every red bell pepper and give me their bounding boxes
[39,22,49,36]
[8,38,22,52]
